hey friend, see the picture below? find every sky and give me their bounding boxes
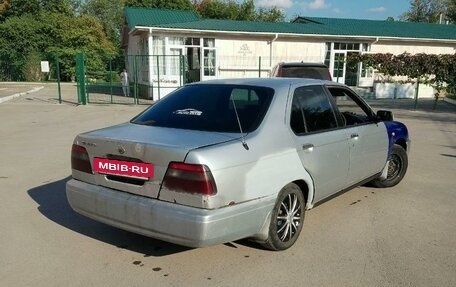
[255,0,411,21]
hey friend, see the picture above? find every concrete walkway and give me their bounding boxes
[0,82,78,104]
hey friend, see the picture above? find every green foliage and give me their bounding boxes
[125,0,194,10]
[448,0,456,23]
[81,0,124,45]
[256,7,285,22]
[0,12,115,81]
[347,52,456,97]
[400,0,446,23]
[0,0,40,21]
[23,50,42,81]
[41,0,73,15]
[196,0,240,20]
[196,0,284,22]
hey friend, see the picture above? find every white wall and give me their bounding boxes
[371,41,455,55]
[215,36,325,78]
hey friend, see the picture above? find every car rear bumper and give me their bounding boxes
[66,179,274,248]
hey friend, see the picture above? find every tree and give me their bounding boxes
[386,16,395,21]
[125,0,194,10]
[0,12,115,81]
[196,0,241,20]
[81,0,124,45]
[400,0,446,23]
[447,0,456,23]
[256,6,285,22]
[41,0,73,15]
[0,0,40,21]
[195,0,284,22]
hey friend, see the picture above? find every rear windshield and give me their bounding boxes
[131,84,274,133]
[281,66,331,80]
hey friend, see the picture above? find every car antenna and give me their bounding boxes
[230,97,249,150]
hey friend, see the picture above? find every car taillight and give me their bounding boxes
[162,162,217,195]
[71,144,93,174]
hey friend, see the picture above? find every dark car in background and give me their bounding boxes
[271,62,332,81]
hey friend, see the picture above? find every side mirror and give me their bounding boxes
[376,110,394,122]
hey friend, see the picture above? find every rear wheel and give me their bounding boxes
[262,183,305,251]
[372,144,408,188]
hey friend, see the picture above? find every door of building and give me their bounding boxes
[333,52,346,84]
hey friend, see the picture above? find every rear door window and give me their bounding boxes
[132,84,274,133]
[281,67,331,80]
[290,85,338,134]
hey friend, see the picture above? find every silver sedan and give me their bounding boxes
[66,78,409,250]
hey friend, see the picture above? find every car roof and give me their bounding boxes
[187,78,341,90]
[278,62,328,68]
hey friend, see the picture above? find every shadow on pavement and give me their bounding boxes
[441,154,456,158]
[27,177,191,257]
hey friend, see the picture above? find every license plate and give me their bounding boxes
[93,158,154,179]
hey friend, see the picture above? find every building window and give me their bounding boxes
[333,42,367,52]
[204,50,216,76]
[203,38,216,76]
[185,37,200,46]
[204,38,215,47]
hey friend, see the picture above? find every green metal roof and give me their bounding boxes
[297,17,456,40]
[125,7,456,41]
[160,19,333,35]
[125,7,199,28]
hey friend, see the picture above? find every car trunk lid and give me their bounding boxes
[74,123,239,199]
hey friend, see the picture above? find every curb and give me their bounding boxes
[0,86,44,103]
[443,97,456,106]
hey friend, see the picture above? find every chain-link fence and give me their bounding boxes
[0,61,14,81]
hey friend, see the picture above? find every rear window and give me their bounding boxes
[131,84,274,133]
[281,66,330,80]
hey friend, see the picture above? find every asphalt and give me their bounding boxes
[0,84,455,287]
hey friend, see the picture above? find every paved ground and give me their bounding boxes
[0,86,455,287]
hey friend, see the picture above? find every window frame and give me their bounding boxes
[324,85,377,127]
[289,84,341,136]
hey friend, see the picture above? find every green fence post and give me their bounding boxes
[109,58,113,104]
[55,55,62,104]
[134,55,138,104]
[179,51,183,87]
[182,55,186,85]
[76,53,87,105]
[259,56,262,78]
[414,81,420,110]
[157,56,161,100]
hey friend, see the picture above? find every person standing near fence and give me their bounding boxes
[120,69,129,97]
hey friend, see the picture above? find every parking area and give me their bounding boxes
[0,89,455,286]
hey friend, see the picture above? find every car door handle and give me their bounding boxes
[350,133,359,139]
[302,143,314,151]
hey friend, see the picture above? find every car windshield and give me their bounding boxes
[281,66,330,80]
[131,84,274,133]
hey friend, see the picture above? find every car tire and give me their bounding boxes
[371,144,408,188]
[262,183,305,251]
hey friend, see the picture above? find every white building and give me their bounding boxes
[121,7,456,100]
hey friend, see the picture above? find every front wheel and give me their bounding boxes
[371,144,408,188]
[262,183,305,251]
